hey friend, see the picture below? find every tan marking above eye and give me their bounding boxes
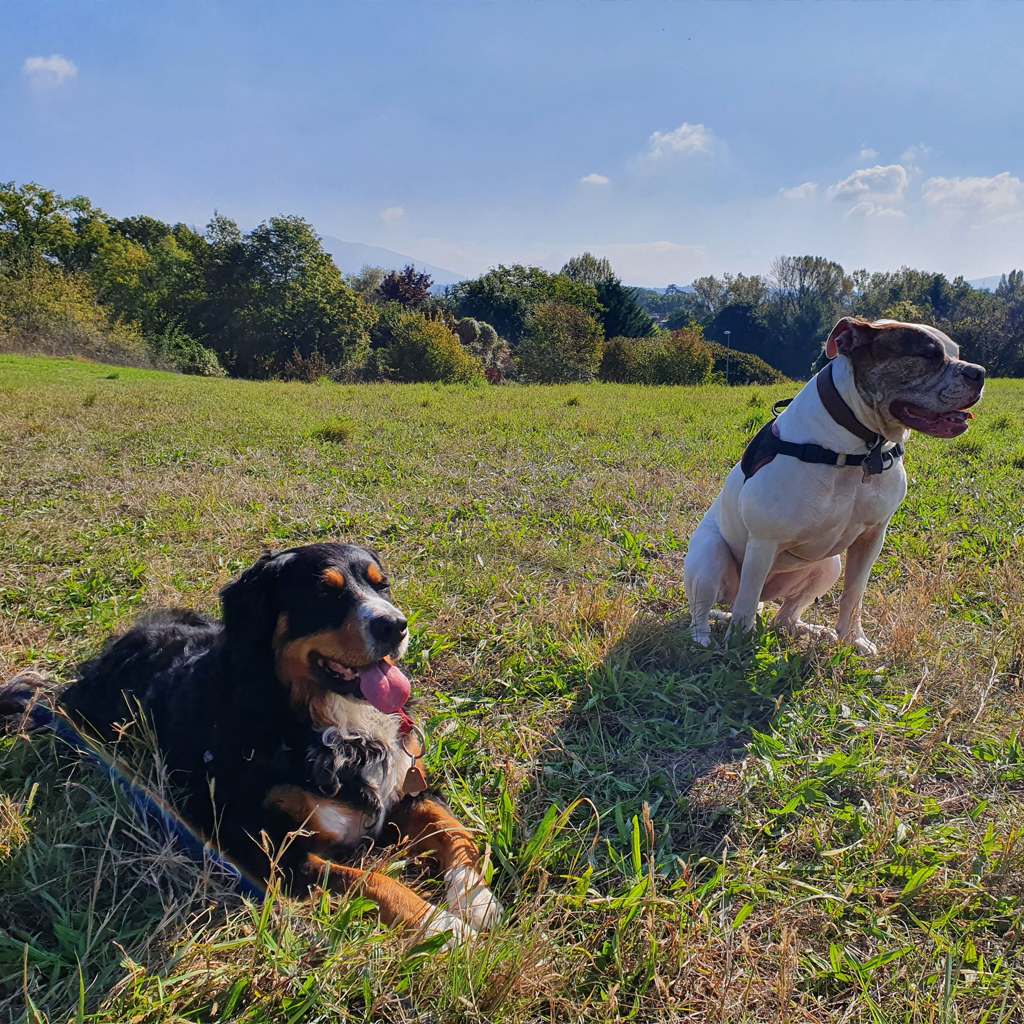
[273,614,289,653]
[366,563,384,585]
[322,568,346,588]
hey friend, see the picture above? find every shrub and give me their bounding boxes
[704,341,789,385]
[600,329,714,385]
[149,323,225,377]
[382,313,486,384]
[457,318,512,382]
[600,335,661,383]
[0,264,152,367]
[455,318,480,345]
[282,346,332,382]
[517,300,604,383]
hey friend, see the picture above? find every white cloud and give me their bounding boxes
[845,201,906,220]
[900,144,931,172]
[646,122,714,159]
[780,181,817,200]
[858,147,879,161]
[379,206,405,224]
[921,173,1023,214]
[827,164,909,202]
[22,54,77,87]
[580,173,610,186]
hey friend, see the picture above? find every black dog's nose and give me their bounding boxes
[370,614,408,647]
[962,363,986,383]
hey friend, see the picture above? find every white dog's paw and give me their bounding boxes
[707,609,732,622]
[691,632,713,649]
[785,622,839,644]
[445,865,502,931]
[417,904,478,949]
[851,636,878,657]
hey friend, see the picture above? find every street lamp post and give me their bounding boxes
[724,330,731,385]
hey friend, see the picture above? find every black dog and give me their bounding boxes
[8,544,499,938]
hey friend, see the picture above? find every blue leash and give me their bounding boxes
[24,701,266,901]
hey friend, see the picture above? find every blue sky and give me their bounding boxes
[4,1,1023,286]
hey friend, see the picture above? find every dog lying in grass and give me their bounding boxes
[685,318,986,653]
[1,543,499,942]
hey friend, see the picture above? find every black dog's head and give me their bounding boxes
[220,543,411,717]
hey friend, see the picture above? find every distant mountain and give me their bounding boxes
[320,236,464,288]
[630,283,695,294]
[967,276,1004,292]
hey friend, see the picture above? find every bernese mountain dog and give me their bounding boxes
[6,543,499,941]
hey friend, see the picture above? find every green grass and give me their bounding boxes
[2,353,1024,1022]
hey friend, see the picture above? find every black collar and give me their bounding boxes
[815,361,879,447]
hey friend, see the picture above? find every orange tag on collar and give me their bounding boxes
[403,759,428,796]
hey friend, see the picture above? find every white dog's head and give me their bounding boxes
[825,318,986,439]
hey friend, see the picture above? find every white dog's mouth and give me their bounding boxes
[889,399,976,438]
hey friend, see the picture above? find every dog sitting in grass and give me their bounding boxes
[1,543,499,942]
[684,318,986,654]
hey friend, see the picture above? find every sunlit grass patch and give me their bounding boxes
[1,355,1024,1020]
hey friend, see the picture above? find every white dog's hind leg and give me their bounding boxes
[684,524,739,647]
[771,557,841,641]
[837,526,888,656]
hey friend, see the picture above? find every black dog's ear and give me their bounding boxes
[220,550,295,648]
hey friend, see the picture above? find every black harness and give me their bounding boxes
[741,365,904,483]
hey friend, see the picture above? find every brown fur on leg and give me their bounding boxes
[301,854,435,929]
[387,794,481,872]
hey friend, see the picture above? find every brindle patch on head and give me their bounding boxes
[322,568,346,589]
[850,322,956,411]
[366,562,384,586]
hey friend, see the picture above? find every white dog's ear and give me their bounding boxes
[825,318,876,359]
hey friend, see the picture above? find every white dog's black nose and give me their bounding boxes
[370,614,408,646]
[961,363,986,383]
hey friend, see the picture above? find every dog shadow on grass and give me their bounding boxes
[533,613,817,869]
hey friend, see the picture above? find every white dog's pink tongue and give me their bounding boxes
[358,661,411,714]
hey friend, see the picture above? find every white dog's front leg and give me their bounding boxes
[727,538,778,640]
[837,525,888,655]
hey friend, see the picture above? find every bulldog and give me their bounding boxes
[683,317,985,655]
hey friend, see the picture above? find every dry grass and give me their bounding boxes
[2,355,1024,1021]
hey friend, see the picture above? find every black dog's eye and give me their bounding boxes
[366,564,390,591]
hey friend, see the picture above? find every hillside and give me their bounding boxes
[2,356,1023,1022]
[320,236,464,287]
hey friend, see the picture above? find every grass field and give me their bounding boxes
[2,353,1024,1022]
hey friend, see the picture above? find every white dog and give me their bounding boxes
[684,317,986,655]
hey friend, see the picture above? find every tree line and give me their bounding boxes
[2,181,1019,384]
[635,256,1024,379]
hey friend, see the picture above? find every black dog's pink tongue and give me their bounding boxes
[358,661,411,714]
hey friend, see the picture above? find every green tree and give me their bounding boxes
[201,215,376,377]
[560,252,614,287]
[517,300,604,382]
[454,264,603,344]
[595,277,656,339]
[0,181,95,270]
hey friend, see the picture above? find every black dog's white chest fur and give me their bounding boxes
[302,695,410,838]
